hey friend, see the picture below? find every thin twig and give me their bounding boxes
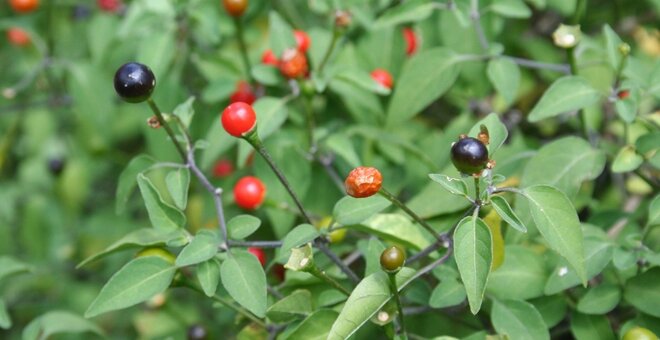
[185,281,266,327]
[227,240,283,248]
[470,0,489,51]
[503,56,571,73]
[407,206,474,264]
[316,240,360,283]
[379,188,444,243]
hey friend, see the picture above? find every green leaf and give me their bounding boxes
[266,289,313,323]
[487,246,547,300]
[137,174,186,231]
[624,267,660,318]
[386,48,461,126]
[228,214,262,240]
[603,25,623,70]
[85,257,176,317]
[520,137,606,199]
[577,284,620,315]
[0,299,10,329]
[648,194,660,227]
[353,214,432,251]
[570,313,616,340]
[429,278,466,308]
[221,250,268,318]
[287,309,339,340]
[611,145,644,173]
[333,67,391,95]
[428,174,469,198]
[491,196,526,233]
[528,76,601,122]
[487,58,521,105]
[544,238,612,295]
[77,228,187,268]
[327,268,415,340]
[530,295,568,328]
[172,96,195,128]
[200,119,236,170]
[325,134,362,167]
[524,185,587,285]
[253,96,289,140]
[491,0,532,18]
[453,216,492,314]
[165,167,190,210]
[362,238,387,277]
[197,259,221,297]
[176,229,219,267]
[116,154,156,214]
[23,311,104,340]
[492,300,549,340]
[0,256,30,283]
[277,224,320,261]
[468,113,510,155]
[371,0,435,29]
[251,64,282,86]
[333,195,391,226]
[269,11,296,56]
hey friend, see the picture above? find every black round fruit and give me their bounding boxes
[380,246,405,273]
[113,62,156,103]
[48,158,65,176]
[450,137,489,174]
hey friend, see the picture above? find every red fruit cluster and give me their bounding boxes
[98,0,122,12]
[229,81,256,105]
[212,159,234,178]
[371,69,393,89]
[221,102,257,137]
[7,28,30,46]
[403,27,418,56]
[279,48,308,79]
[293,30,311,53]
[345,166,383,198]
[233,176,266,210]
[248,247,266,267]
[261,49,278,66]
[10,0,39,13]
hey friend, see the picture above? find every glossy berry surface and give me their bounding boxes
[248,247,266,267]
[229,81,256,105]
[380,246,405,272]
[97,0,122,12]
[223,0,247,17]
[279,48,308,79]
[370,69,393,89]
[233,176,266,210]
[261,49,278,66]
[293,30,311,53]
[10,0,39,13]
[403,27,418,56]
[345,166,382,198]
[450,137,489,175]
[212,159,234,178]
[113,62,156,103]
[7,28,30,46]
[221,102,257,137]
[623,327,658,340]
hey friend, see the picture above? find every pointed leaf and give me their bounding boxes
[528,76,601,122]
[176,230,220,267]
[166,167,190,210]
[278,224,320,261]
[372,0,435,29]
[524,185,587,284]
[353,214,431,251]
[328,268,415,340]
[116,154,156,214]
[287,309,339,340]
[221,250,268,318]
[428,174,469,198]
[487,58,521,105]
[429,279,466,308]
[570,313,616,340]
[488,246,547,300]
[197,259,221,297]
[611,145,643,173]
[544,238,612,295]
[85,257,176,317]
[491,0,532,18]
[453,216,493,314]
[0,256,30,283]
[269,11,296,56]
[468,113,510,155]
[266,289,313,323]
[137,174,186,231]
[492,300,549,340]
[227,215,262,240]
[491,196,526,232]
[23,311,104,340]
[624,267,660,317]
[0,299,10,329]
[577,284,620,315]
[333,195,391,226]
[172,96,195,128]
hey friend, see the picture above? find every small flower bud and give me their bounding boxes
[552,24,582,49]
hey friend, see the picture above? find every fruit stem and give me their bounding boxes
[317,25,341,75]
[244,133,313,224]
[315,240,360,283]
[387,272,406,336]
[184,281,266,327]
[307,263,351,296]
[234,17,255,85]
[572,0,587,25]
[146,99,188,160]
[378,188,444,243]
[473,176,481,205]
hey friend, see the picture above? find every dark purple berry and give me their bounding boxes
[450,137,488,175]
[113,62,156,103]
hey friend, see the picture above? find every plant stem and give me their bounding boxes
[234,17,255,84]
[302,94,317,153]
[146,99,187,160]
[378,188,444,243]
[317,27,341,75]
[185,281,266,327]
[244,134,313,224]
[407,206,475,264]
[308,263,352,296]
[470,0,489,51]
[503,56,571,73]
[565,48,589,138]
[387,273,406,336]
[474,176,481,204]
[316,240,360,283]
[572,0,587,25]
[228,240,283,248]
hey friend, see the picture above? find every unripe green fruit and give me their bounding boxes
[380,246,405,273]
